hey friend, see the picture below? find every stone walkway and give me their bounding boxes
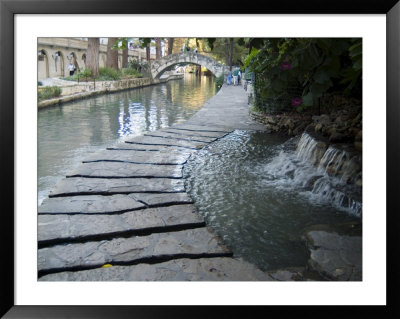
[38,84,276,281]
[38,84,363,281]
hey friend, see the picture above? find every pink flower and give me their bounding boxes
[281,62,291,70]
[291,98,302,106]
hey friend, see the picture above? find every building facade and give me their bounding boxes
[37,38,154,80]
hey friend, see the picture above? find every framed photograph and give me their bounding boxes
[1,0,399,317]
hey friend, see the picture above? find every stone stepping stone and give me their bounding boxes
[82,149,191,165]
[304,229,362,281]
[66,162,183,179]
[132,192,193,207]
[144,131,215,143]
[170,124,231,133]
[38,228,232,275]
[49,177,185,197]
[125,135,205,150]
[39,193,192,214]
[161,128,228,139]
[39,194,146,214]
[38,204,204,246]
[107,143,193,152]
[39,257,271,281]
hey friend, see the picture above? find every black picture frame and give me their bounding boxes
[1,0,399,318]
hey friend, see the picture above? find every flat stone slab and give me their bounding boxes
[66,162,183,178]
[305,229,362,281]
[144,131,215,143]
[107,143,194,152]
[265,268,306,281]
[132,192,193,207]
[39,194,146,214]
[38,228,232,274]
[161,128,228,139]
[39,257,271,281]
[171,124,231,133]
[125,135,205,150]
[49,177,185,197]
[82,149,191,165]
[38,204,204,245]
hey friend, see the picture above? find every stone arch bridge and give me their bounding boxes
[150,52,226,80]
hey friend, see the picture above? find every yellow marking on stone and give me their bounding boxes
[102,264,112,268]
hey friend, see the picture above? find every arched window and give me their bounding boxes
[38,49,49,79]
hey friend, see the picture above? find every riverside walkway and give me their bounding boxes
[38,84,274,281]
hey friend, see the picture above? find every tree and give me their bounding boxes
[86,38,100,77]
[106,37,119,70]
[122,46,128,69]
[167,38,174,55]
[155,38,162,59]
[203,38,247,69]
[146,43,151,61]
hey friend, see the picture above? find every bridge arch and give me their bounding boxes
[150,52,226,80]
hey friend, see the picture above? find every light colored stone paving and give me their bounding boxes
[38,228,231,274]
[38,205,204,244]
[38,85,273,281]
[66,162,183,178]
[40,257,272,281]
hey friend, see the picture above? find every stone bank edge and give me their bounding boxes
[38,73,184,109]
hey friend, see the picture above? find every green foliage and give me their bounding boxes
[243,47,259,69]
[246,38,362,113]
[80,68,92,77]
[38,86,61,101]
[126,59,148,74]
[62,68,92,81]
[98,67,121,81]
[121,68,142,78]
[215,74,224,89]
[204,38,248,66]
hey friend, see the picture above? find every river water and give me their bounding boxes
[38,74,216,204]
[184,130,360,272]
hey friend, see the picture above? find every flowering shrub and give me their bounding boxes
[245,38,362,113]
[291,98,302,106]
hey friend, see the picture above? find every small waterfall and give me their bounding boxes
[296,133,327,166]
[295,132,362,217]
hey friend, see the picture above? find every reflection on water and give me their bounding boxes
[38,74,216,205]
[184,130,359,272]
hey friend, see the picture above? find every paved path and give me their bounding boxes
[38,84,273,281]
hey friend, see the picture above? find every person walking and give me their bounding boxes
[232,68,239,86]
[227,70,232,85]
[238,69,242,85]
[67,62,75,76]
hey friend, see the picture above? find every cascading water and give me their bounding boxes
[296,132,362,217]
[184,130,361,272]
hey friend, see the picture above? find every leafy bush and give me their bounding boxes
[121,68,143,78]
[215,73,224,89]
[246,38,362,113]
[126,59,148,74]
[80,68,92,78]
[61,68,92,81]
[38,86,61,101]
[98,67,120,81]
